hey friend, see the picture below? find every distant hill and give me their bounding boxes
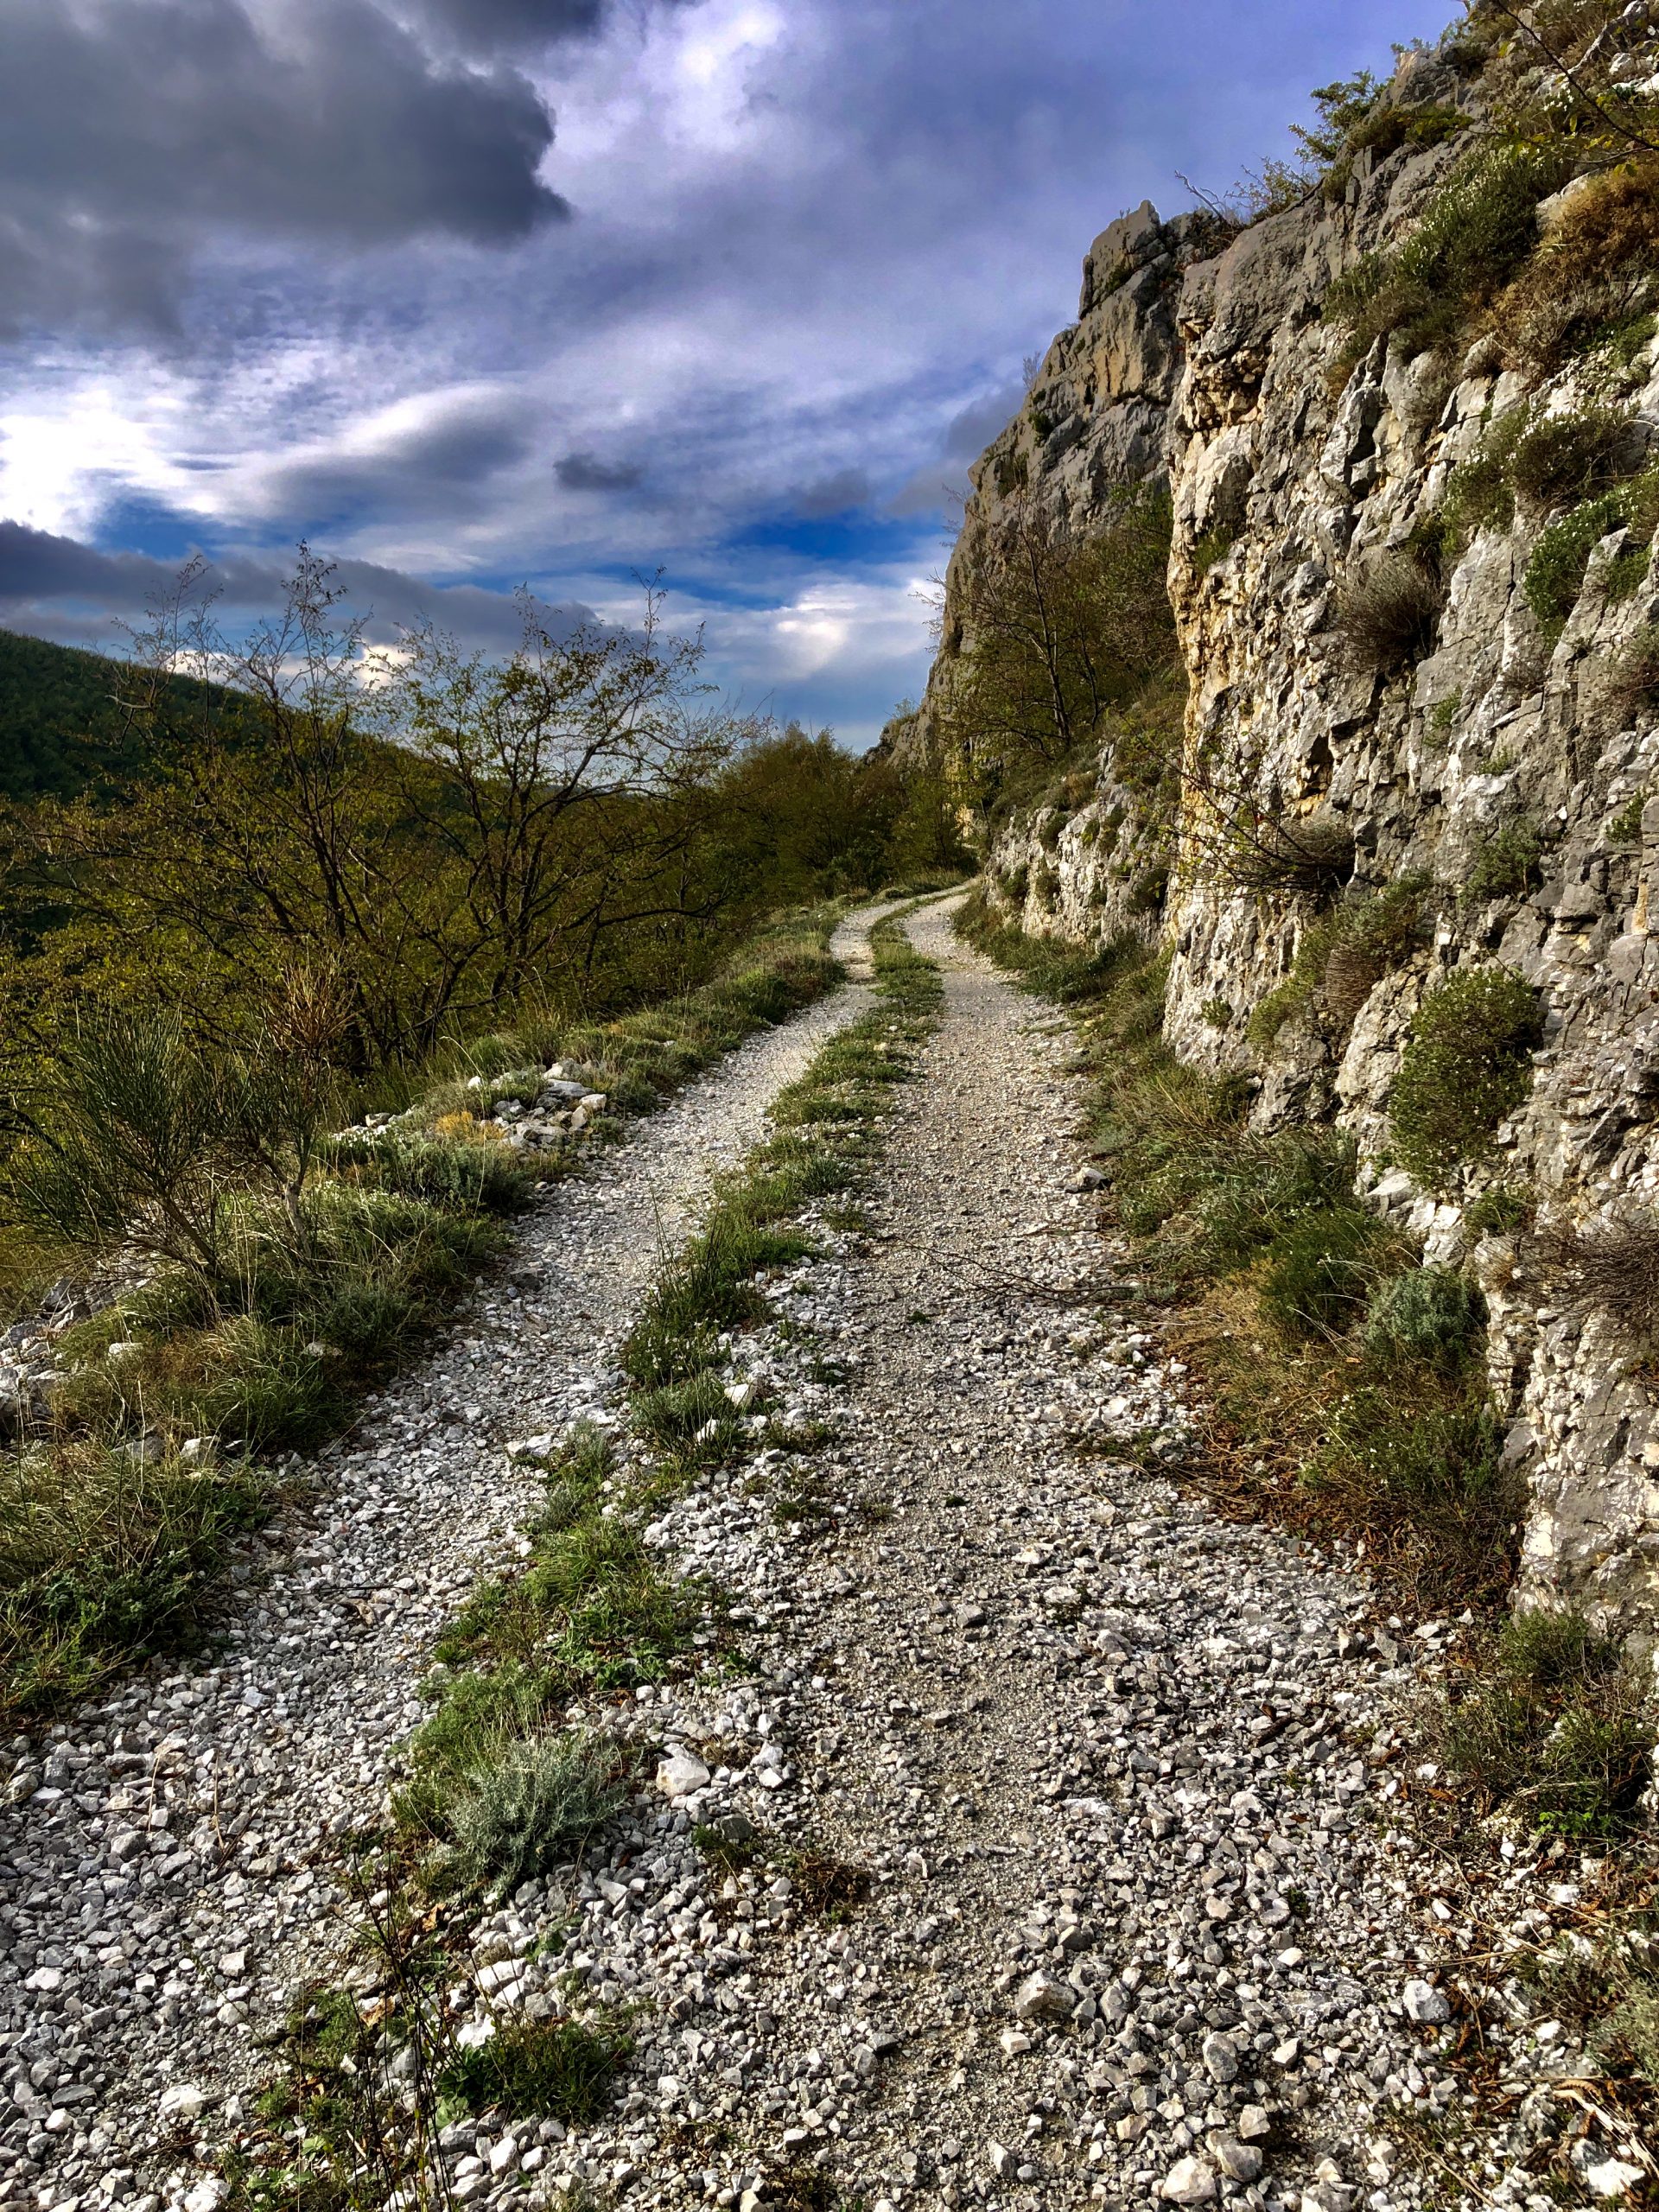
[0,626,170,802]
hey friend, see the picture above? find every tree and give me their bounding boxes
[0,555,754,1071]
[935,485,1177,801]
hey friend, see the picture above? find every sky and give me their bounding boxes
[0,0,1456,750]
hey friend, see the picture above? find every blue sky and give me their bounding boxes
[0,0,1455,747]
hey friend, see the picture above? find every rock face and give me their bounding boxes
[918,31,1659,1628]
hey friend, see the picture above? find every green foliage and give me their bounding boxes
[322,1127,537,1213]
[938,485,1179,803]
[1497,159,1659,374]
[1307,1392,1516,1604]
[1246,878,1426,1048]
[1,1007,334,1286]
[1525,489,1631,633]
[1465,1184,1533,1237]
[0,1442,265,1719]
[0,566,911,1087]
[1463,818,1546,906]
[430,1728,629,1897]
[1258,1205,1394,1340]
[1433,1608,1653,1834]
[1389,967,1541,1188]
[1363,1264,1486,1373]
[1445,404,1635,541]
[438,2017,630,2124]
[0,627,238,803]
[1325,142,1569,374]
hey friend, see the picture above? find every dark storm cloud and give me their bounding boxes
[554,452,645,492]
[0,0,566,335]
[0,521,589,655]
[792,469,872,518]
[251,397,539,527]
[404,0,607,55]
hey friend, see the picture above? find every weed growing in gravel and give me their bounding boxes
[397,1426,695,1873]
[1430,1609,1655,1836]
[0,1440,265,1716]
[430,1723,631,1891]
[437,2015,631,2123]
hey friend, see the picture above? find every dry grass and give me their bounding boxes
[1334,554,1444,676]
[1532,1208,1659,1350]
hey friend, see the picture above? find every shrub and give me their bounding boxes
[1304,1393,1517,1606]
[1463,818,1546,906]
[1509,406,1634,510]
[1389,967,1541,1187]
[1325,143,1568,373]
[1445,404,1638,549]
[1525,490,1630,634]
[1334,553,1444,674]
[1246,879,1425,1048]
[1214,812,1355,898]
[1197,1130,1370,1271]
[325,1128,537,1213]
[1258,1205,1392,1340]
[1533,1208,1659,1350]
[1433,1608,1652,1834]
[1500,160,1659,372]
[438,2016,630,2125]
[1601,623,1659,723]
[1364,1265,1486,1373]
[1466,1184,1534,1238]
[434,1729,628,1897]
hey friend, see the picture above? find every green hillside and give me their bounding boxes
[0,626,136,800]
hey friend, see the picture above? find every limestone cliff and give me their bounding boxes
[918,19,1659,1624]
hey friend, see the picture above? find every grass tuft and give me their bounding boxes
[437,2015,631,2125]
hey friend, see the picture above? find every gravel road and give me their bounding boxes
[0,899,1588,2212]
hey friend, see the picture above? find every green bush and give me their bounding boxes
[1445,404,1635,542]
[1525,491,1631,634]
[1363,1265,1485,1373]
[1325,143,1568,372]
[0,1442,265,1718]
[1463,818,1546,906]
[1258,1205,1391,1340]
[1389,967,1541,1187]
[1246,878,1426,1048]
[325,1128,537,1213]
[1305,1393,1517,1605]
[432,1728,628,1897]
[1434,1609,1652,1835]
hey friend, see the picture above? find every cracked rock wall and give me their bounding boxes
[916,43,1659,1626]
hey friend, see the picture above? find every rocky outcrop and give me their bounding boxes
[919,28,1659,1625]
